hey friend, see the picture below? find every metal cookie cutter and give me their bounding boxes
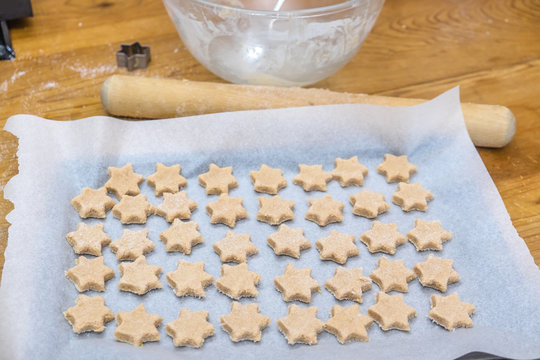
[116,42,151,71]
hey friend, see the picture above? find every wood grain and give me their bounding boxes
[0,0,539,281]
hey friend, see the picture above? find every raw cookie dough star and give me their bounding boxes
[198,163,238,195]
[206,194,248,228]
[146,163,187,196]
[392,182,434,212]
[213,231,258,263]
[407,219,452,251]
[66,223,111,256]
[274,263,321,303]
[256,195,295,225]
[114,304,163,346]
[266,224,311,259]
[293,164,332,192]
[368,292,417,331]
[360,221,406,255]
[220,302,270,342]
[118,255,163,295]
[154,191,198,222]
[63,295,114,334]
[305,194,345,226]
[110,229,155,260]
[66,256,114,292]
[215,263,261,299]
[429,293,475,330]
[166,260,214,298]
[413,254,460,292]
[369,257,416,293]
[105,163,145,200]
[166,309,215,348]
[315,231,359,264]
[112,194,155,224]
[324,266,372,303]
[324,305,374,343]
[159,219,204,254]
[277,304,324,345]
[349,190,390,219]
[250,164,287,194]
[71,187,115,219]
[331,156,369,187]
[377,154,417,183]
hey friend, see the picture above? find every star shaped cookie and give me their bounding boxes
[64,295,114,333]
[213,231,258,263]
[429,293,475,330]
[154,191,198,222]
[360,221,406,254]
[349,190,390,218]
[392,182,434,212]
[277,305,324,345]
[215,263,261,299]
[166,260,214,298]
[293,164,332,192]
[266,224,311,259]
[146,163,187,196]
[66,256,114,292]
[305,194,345,226]
[221,302,270,342]
[368,292,417,331]
[315,231,359,264]
[377,154,417,183]
[206,194,248,228]
[105,163,145,200]
[257,195,295,225]
[66,223,111,256]
[112,194,155,224]
[250,164,287,194]
[118,255,162,295]
[331,156,369,187]
[198,163,238,195]
[114,304,163,346]
[324,266,372,303]
[324,305,374,343]
[71,187,116,219]
[413,254,460,292]
[160,219,204,254]
[110,229,155,260]
[407,219,452,251]
[274,263,320,303]
[166,309,215,347]
[370,257,416,293]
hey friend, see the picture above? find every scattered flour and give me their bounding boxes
[10,70,27,83]
[40,81,58,90]
[0,81,7,92]
[65,63,116,78]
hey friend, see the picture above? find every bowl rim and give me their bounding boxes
[182,0,367,17]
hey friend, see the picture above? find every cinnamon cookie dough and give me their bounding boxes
[293,164,332,191]
[166,309,215,348]
[267,224,311,259]
[377,154,417,183]
[105,163,145,200]
[66,223,110,256]
[206,194,248,228]
[166,260,214,298]
[331,156,368,187]
[250,164,287,194]
[147,163,187,196]
[277,305,324,345]
[64,295,114,334]
[324,305,373,343]
[315,231,359,264]
[220,302,270,342]
[305,194,344,226]
[71,187,115,219]
[256,195,295,225]
[213,231,258,263]
[112,194,154,224]
[198,163,238,195]
[65,256,114,292]
[118,255,162,295]
[274,263,320,303]
[114,304,163,346]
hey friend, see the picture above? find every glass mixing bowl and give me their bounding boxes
[162,0,385,86]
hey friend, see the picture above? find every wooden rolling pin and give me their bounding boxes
[101,75,515,148]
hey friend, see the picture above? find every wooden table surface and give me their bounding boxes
[0,0,539,280]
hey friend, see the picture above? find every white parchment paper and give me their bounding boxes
[1,88,539,360]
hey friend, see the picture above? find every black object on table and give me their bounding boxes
[0,0,33,60]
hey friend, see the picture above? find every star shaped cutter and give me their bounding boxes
[116,42,151,71]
